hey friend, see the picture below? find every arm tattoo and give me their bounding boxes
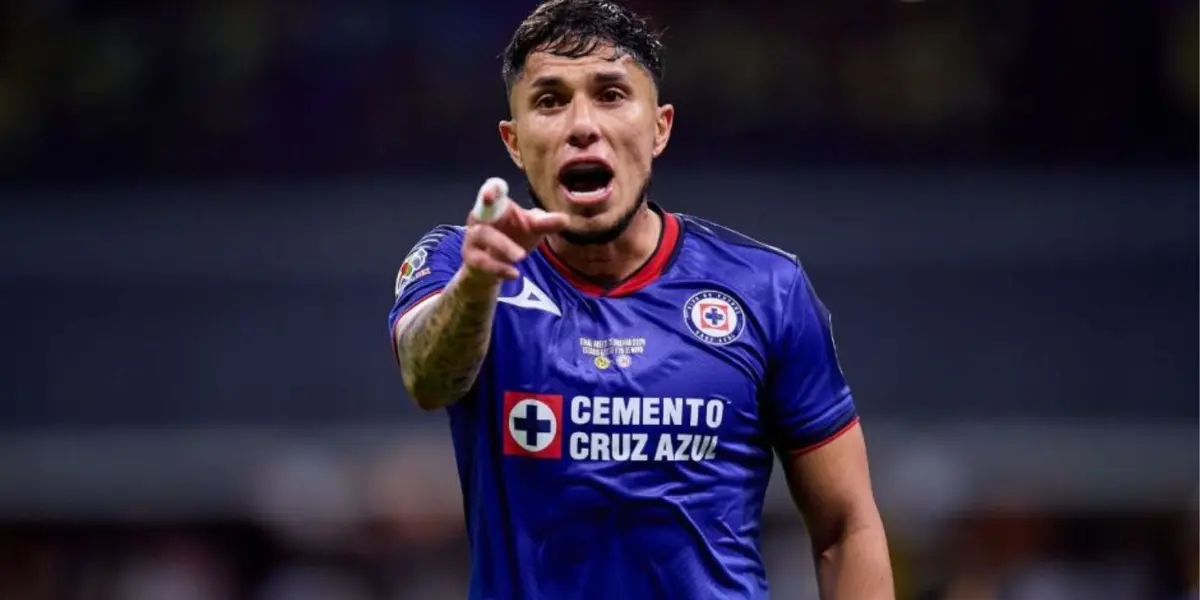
[395,273,498,409]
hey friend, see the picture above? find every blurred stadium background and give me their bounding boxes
[0,0,1197,599]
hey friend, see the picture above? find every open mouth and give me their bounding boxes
[557,161,614,202]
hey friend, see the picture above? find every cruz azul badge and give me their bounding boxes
[684,290,745,345]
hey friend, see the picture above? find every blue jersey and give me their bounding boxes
[388,205,858,600]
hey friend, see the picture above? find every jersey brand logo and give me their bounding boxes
[498,277,562,317]
[684,291,746,345]
[503,392,563,459]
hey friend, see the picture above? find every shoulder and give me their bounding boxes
[393,225,466,295]
[674,213,820,328]
[675,213,802,279]
[410,224,466,251]
[398,224,466,262]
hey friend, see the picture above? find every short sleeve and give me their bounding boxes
[387,225,465,340]
[762,263,858,455]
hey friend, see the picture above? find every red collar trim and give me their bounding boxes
[539,209,681,298]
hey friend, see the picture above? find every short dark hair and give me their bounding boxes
[501,0,664,92]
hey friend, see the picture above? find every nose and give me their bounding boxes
[566,99,601,149]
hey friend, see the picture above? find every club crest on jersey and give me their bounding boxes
[394,246,430,296]
[684,291,745,345]
[503,392,563,459]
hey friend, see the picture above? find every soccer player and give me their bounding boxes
[388,0,894,597]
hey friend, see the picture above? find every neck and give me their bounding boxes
[547,205,662,285]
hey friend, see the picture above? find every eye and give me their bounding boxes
[534,94,561,109]
[599,88,626,103]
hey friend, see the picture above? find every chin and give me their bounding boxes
[558,196,646,246]
[526,175,650,245]
[568,212,616,231]
[563,200,610,219]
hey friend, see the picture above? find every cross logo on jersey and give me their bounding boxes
[684,290,746,345]
[700,303,731,332]
[503,392,563,459]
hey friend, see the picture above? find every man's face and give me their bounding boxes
[500,44,673,243]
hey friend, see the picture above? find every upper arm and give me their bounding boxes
[761,263,877,538]
[781,422,880,549]
[388,226,465,353]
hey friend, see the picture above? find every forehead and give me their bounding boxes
[514,47,655,91]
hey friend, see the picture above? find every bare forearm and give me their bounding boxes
[815,521,893,600]
[396,269,499,409]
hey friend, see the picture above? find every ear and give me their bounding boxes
[653,104,674,158]
[498,120,524,170]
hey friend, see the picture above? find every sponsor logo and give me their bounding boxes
[503,393,727,463]
[502,392,563,459]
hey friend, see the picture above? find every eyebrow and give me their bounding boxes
[592,71,630,86]
[528,70,630,90]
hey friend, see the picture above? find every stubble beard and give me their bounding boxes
[525,175,652,246]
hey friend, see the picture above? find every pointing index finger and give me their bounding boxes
[525,209,570,235]
[473,177,511,224]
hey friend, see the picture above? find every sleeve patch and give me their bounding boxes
[395,245,433,297]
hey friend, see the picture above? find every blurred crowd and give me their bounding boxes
[0,510,1194,599]
[0,0,1194,181]
[0,436,1192,600]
